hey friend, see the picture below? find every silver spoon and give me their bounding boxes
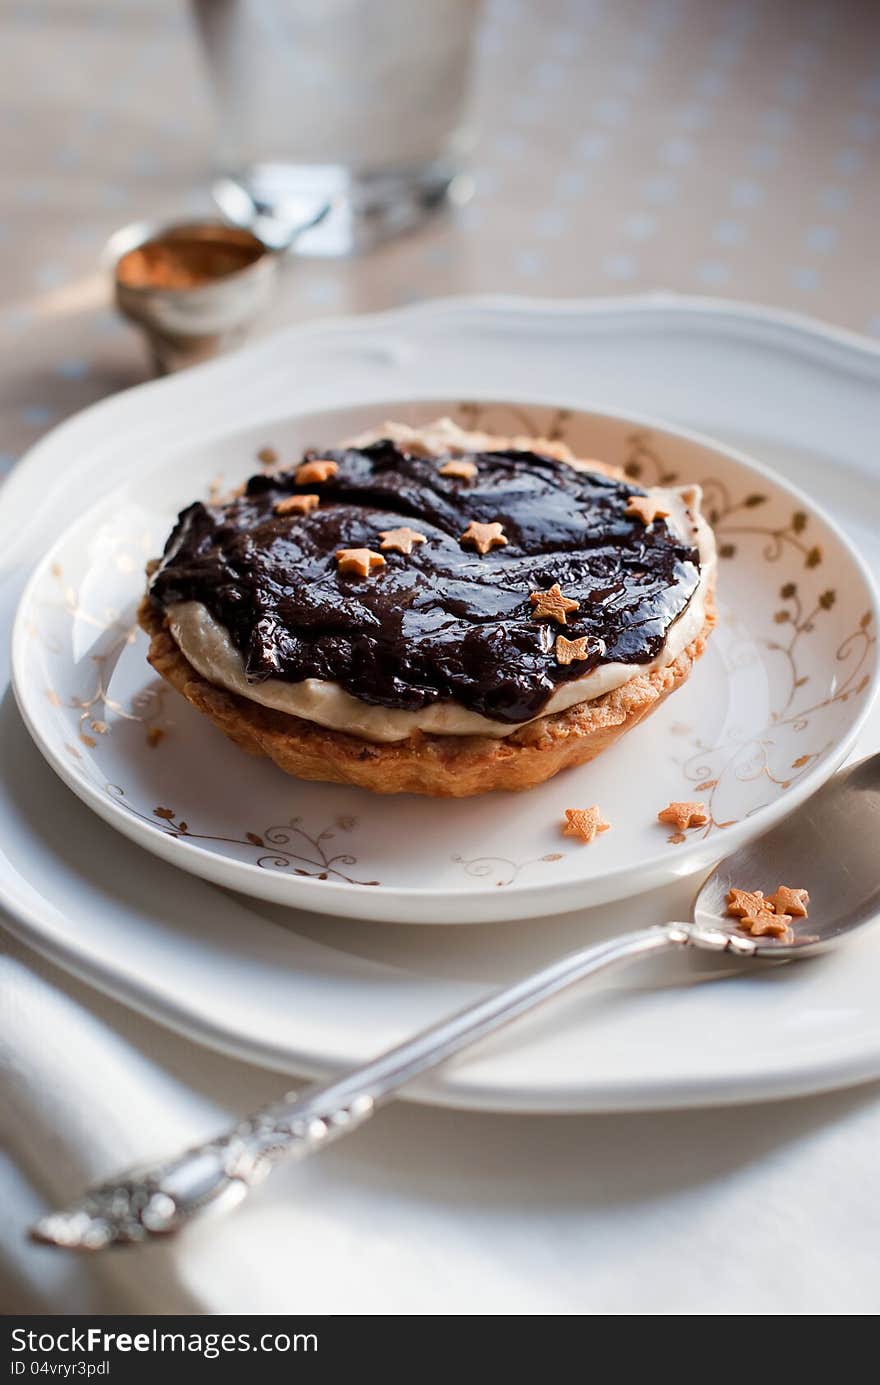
[33,752,880,1251]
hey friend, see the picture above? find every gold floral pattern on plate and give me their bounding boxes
[623,430,875,843]
[126,798,378,885]
[451,852,564,888]
[669,595,874,844]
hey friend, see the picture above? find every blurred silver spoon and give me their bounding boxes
[33,752,880,1251]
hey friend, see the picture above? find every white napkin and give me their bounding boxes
[5,923,880,1315]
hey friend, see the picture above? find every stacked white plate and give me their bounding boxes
[2,295,879,1111]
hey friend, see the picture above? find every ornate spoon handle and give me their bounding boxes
[33,921,750,1250]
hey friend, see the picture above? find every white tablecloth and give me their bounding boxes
[4,925,879,1315]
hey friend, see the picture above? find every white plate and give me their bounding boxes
[12,397,878,924]
[2,296,880,1110]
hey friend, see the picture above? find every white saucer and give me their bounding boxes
[12,396,877,924]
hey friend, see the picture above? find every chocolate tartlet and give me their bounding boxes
[141,420,716,795]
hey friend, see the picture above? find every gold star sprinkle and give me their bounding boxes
[739,909,794,941]
[726,887,767,919]
[626,494,671,526]
[295,458,338,485]
[438,458,478,480]
[460,520,508,555]
[379,526,428,555]
[766,885,810,918]
[562,806,610,844]
[529,582,580,626]
[274,493,320,516]
[657,801,709,832]
[555,634,592,665]
[335,547,387,578]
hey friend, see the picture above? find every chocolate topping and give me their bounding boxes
[149,441,702,725]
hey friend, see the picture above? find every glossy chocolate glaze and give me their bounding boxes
[149,441,702,724]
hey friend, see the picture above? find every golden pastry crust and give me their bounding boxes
[138,592,716,798]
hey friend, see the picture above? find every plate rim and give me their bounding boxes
[10,388,880,924]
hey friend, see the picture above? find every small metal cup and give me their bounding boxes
[107,220,280,374]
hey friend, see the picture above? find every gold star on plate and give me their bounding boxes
[460,520,508,555]
[335,547,387,578]
[766,885,810,917]
[626,494,671,526]
[739,909,794,940]
[274,493,320,516]
[529,582,580,626]
[726,887,767,919]
[295,458,339,485]
[555,634,592,665]
[438,458,478,480]
[379,526,428,555]
[657,801,709,831]
[562,806,610,844]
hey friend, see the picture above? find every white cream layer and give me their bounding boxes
[167,480,715,744]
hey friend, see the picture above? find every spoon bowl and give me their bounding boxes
[694,752,880,956]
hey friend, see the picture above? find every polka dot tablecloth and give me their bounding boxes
[1,0,879,478]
